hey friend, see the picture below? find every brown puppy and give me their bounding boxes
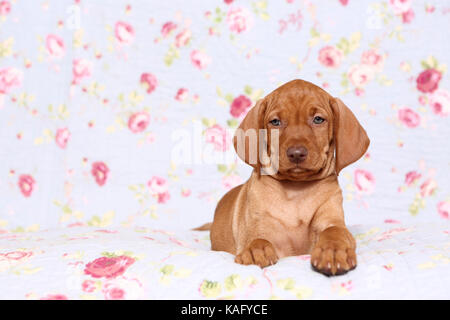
[209,79,369,276]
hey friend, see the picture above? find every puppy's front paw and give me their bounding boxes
[311,227,357,276]
[235,239,278,268]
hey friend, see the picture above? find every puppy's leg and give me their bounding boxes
[210,185,243,254]
[310,226,356,276]
[212,181,279,268]
[310,192,356,276]
[235,239,278,268]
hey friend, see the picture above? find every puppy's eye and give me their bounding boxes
[313,116,325,124]
[270,119,281,126]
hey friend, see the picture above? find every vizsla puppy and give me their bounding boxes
[201,79,370,276]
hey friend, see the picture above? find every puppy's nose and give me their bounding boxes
[286,146,308,163]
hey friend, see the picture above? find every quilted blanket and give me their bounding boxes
[0,222,448,300]
[0,0,449,299]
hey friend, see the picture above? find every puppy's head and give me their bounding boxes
[233,79,370,181]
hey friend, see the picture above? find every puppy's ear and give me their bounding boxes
[233,99,267,169]
[330,97,370,175]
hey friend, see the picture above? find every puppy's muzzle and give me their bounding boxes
[286,146,308,163]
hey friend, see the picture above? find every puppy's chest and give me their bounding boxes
[254,193,318,256]
[255,190,318,228]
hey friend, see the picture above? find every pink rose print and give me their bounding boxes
[389,0,411,15]
[148,176,168,194]
[418,95,427,105]
[0,93,5,109]
[140,73,158,94]
[40,294,68,300]
[354,169,375,195]
[226,7,254,34]
[224,0,234,4]
[115,21,135,45]
[348,64,374,88]
[91,162,109,186]
[222,174,242,190]
[55,127,71,149]
[0,1,11,16]
[420,178,437,197]
[190,50,211,70]
[18,174,35,197]
[354,87,365,97]
[402,8,415,23]
[45,34,65,59]
[128,112,150,133]
[72,59,92,85]
[428,89,450,116]
[175,88,188,102]
[181,189,191,197]
[361,49,385,72]
[175,29,192,48]
[318,46,343,69]
[148,176,170,204]
[437,201,450,219]
[161,21,177,38]
[339,0,349,5]
[383,265,394,271]
[398,107,420,128]
[0,67,23,94]
[405,171,421,186]
[384,219,401,224]
[205,124,230,152]
[389,0,415,23]
[230,95,252,118]
[84,255,135,279]
[425,5,435,13]
[416,69,441,93]
[157,191,171,204]
[0,251,32,260]
[103,283,126,300]
[81,280,96,293]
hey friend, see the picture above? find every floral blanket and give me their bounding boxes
[0,0,449,300]
[0,222,448,299]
